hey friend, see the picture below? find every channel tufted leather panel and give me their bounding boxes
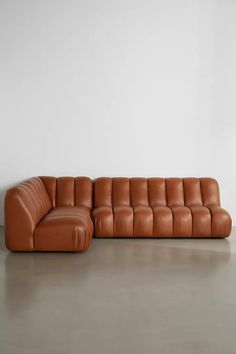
[41,176,93,209]
[5,176,232,252]
[5,177,93,252]
[5,178,52,251]
[92,177,232,238]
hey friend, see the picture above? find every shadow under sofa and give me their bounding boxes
[5,176,232,252]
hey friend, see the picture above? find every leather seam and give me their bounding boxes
[151,206,154,237]
[199,178,204,206]
[111,179,114,236]
[56,178,58,207]
[74,178,76,207]
[187,205,193,237]
[170,206,174,237]
[164,179,168,207]
[182,178,185,206]
[208,206,213,236]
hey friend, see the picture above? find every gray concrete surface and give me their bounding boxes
[0,226,236,354]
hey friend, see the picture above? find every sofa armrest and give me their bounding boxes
[208,206,232,237]
[5,178,52,251]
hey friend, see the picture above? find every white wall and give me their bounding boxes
[0,0,236,225]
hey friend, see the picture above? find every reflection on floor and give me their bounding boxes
[0,226,236,354]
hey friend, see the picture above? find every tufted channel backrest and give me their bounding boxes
[93,177,221,208]
[5,177,52,227]
[40,177,93,209]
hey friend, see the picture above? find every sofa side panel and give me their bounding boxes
[5,178,52,251]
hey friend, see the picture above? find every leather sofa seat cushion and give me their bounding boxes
[92,205,231,238]
[34,207,93,251]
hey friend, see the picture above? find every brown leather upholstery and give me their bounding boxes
[4,176,232,252]
[5,178,52,251]
[5,177,93,252]
[92,177,232,238]
[34,207,93,251]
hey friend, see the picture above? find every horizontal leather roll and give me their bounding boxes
[34,206,93,252]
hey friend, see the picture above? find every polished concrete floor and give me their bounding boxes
[0,227,236,354]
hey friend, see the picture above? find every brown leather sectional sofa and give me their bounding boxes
[5,177,232,252]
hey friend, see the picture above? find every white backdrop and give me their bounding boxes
[0,0,236,225]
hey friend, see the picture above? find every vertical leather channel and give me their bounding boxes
[93,178,112,207]
[130,178,149,207]
[40,176,57,207]
[166,178,184,206]
[148,178,166,206]
[183,178,203,206]
[112,178,130,206]
[75,177,93,209]
[200,178,220,207]
[56,177,74,206]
